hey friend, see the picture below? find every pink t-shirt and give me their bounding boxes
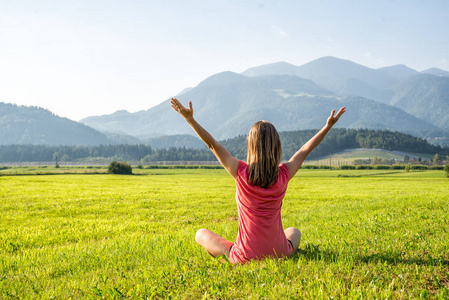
[228,160,294,264]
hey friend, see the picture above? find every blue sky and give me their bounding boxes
[1,0,448,120]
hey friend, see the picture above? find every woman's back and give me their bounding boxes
[229,161,293,264]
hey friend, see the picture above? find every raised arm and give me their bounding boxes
[171,98,239,178]
[284,107,346,180]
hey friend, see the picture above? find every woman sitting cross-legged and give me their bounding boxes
[171,98,345,264]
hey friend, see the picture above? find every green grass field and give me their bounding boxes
[1,167,448,299]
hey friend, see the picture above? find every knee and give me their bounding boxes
[195,228,207,244]
[285,227,301,249]
[286,227,301,237]
[294,227,301,238]
[294,228,301,241]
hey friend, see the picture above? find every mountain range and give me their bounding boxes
[82,56,449,141]
[240,57,449,130]
[2,56,449,147]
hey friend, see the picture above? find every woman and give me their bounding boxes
[171,98,345,264]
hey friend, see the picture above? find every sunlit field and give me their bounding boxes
[1,167,448,299]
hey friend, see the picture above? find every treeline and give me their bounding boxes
[221,128,449,160]
[0,144,152,162]
[0,144,215,163]
[0,129,448,163]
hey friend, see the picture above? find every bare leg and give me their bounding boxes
[195,228,233,258]
[284,227,301,252]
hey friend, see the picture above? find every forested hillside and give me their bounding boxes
[0,103,113,145]
[1,129,447,163]
[390,75,449,130]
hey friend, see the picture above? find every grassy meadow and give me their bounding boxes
[1,166,448,299]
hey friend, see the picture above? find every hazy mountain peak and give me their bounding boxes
[81,109,131,123]
[242,61,299,77]
[308,56,361,66]
[196,71,246,88]
[112,110,131,115]
[377,64,418,80]
[176,87,194,96]
[300,56,376,75]
[420,68,449,77]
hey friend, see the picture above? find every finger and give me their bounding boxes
[335,107,346,118]
[188,101,193,112]
[329,109,336,118]
[171,98,185,110]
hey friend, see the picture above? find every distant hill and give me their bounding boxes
[81,110,141,135]
[0,102,114,145]
[390,75,449,130]
[82,72,438,140]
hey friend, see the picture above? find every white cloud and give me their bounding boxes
[365,52,372,57]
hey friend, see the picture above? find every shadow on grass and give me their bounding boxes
[295,243,449,267]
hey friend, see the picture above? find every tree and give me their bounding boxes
[108,161,132,174]
[371,157,384,165]
[53,153,60,168]
[432,153,441,165]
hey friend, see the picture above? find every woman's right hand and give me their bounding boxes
[171,98,194,121]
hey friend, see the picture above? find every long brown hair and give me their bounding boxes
[247,120,282,188]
